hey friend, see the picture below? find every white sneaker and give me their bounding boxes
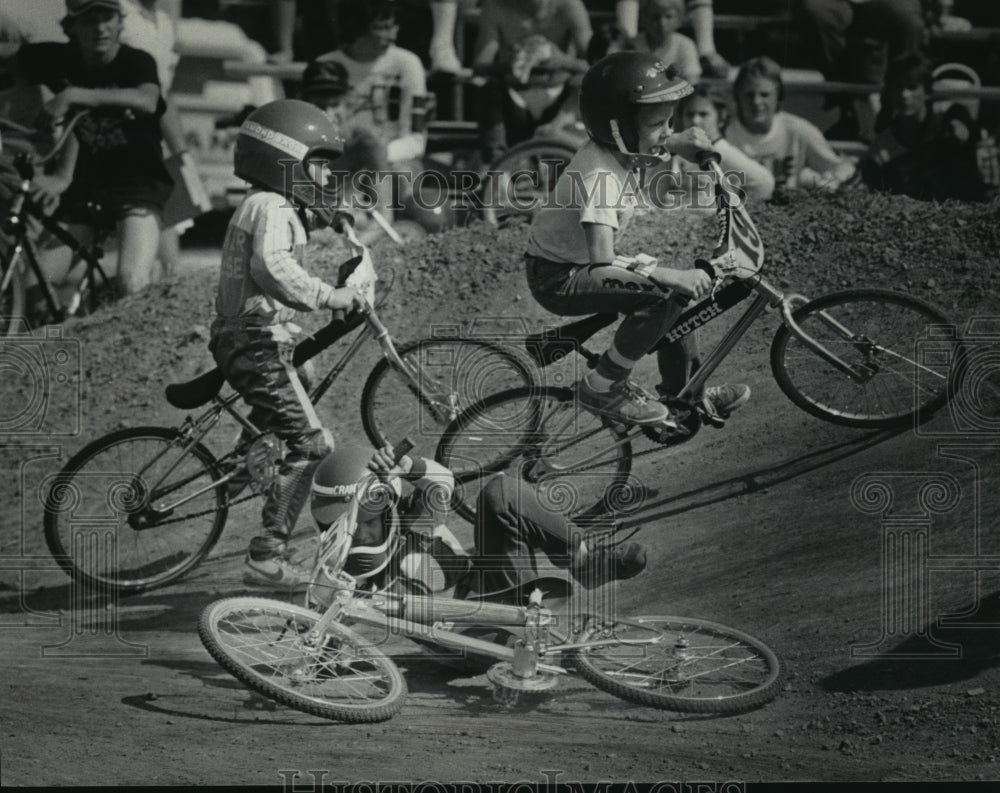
[243,554,311,592]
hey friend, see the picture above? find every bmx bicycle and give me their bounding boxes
[436,152,961,521]
[198,439,784,723]
[0,112,118,335]
[42,222,537,594]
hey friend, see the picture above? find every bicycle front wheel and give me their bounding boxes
[361,337,537,451]
[43,426,228,594]
[199,597,406,723]
[770,289,957,428]
[436,386,635,524]
[572,616,783,715]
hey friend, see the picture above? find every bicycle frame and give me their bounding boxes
[303,569,665,681]
[669,161,950,395]
[1,195,114,321]
[141,298,471,519]
[0,111,114,324]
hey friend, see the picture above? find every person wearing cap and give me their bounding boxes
[16,0,172,297]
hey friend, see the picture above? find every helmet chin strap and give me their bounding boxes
[610,119,671,172]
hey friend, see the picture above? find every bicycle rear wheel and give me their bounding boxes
[361,337,537,452]
[43,426,228,594]
[199,597,406,723]
[770,289,957,428]
[436,386,635,524]
[481,138,576,226]
[572,616,783,715]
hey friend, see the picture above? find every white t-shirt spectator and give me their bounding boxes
[316,44,426,158]
[726,111,844,190]
[527,140,639,264]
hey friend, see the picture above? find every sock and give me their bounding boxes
[585,370,616,392]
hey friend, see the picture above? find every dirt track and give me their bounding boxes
[2,193,1000,785]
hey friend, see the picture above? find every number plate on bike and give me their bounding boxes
[711,185,765,277]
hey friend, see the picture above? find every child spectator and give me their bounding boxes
[18,0,173,296]
[313,1,427,166]
[726,56,857,195]
[861,52,996,202]
[668,83,775,201]
[617,0,731,78]
[525,52,749,426]
[634,0,700,82]
[210,99,366,590]
[472,0,592,164]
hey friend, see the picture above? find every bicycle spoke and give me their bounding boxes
[44,428,227,593]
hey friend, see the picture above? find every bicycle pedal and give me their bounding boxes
[700,409,727,429]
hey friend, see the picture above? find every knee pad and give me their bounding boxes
[290,427,335,462]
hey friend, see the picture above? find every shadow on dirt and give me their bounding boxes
[0,585,298,634]
[621,426,906,525]
[821,589,1000,692]
[121,657,334,726]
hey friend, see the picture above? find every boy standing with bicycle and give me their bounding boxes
[525,51,750,426]
[212,98,365,590]
[17,0,172,297]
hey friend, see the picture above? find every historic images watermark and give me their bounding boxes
[0,323,81,438]
[277,770,747,793]
[850,317,1000,659]
[284,161,754,215]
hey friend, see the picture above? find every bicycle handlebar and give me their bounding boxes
[3,110,90,179]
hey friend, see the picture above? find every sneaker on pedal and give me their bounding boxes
[703,383,751,420]
[243,553,311,592]
[573,539,647,589]
[577,378,672,426]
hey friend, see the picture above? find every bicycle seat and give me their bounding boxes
[165,368,226,410]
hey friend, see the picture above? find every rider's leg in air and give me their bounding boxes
[474,473,647,593]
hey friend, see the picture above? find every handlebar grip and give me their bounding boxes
[694,258,717,278]
[696,149,722,169]
[392,437,415,463]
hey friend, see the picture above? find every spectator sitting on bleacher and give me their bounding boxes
[616,0,730,78]
[665,83,774,201]
[860,52,996,202]
[633,0,700,82]
[726,56,857,197]
[313,1,428,166]
[794,0,928,143]
[472,0,592,164]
